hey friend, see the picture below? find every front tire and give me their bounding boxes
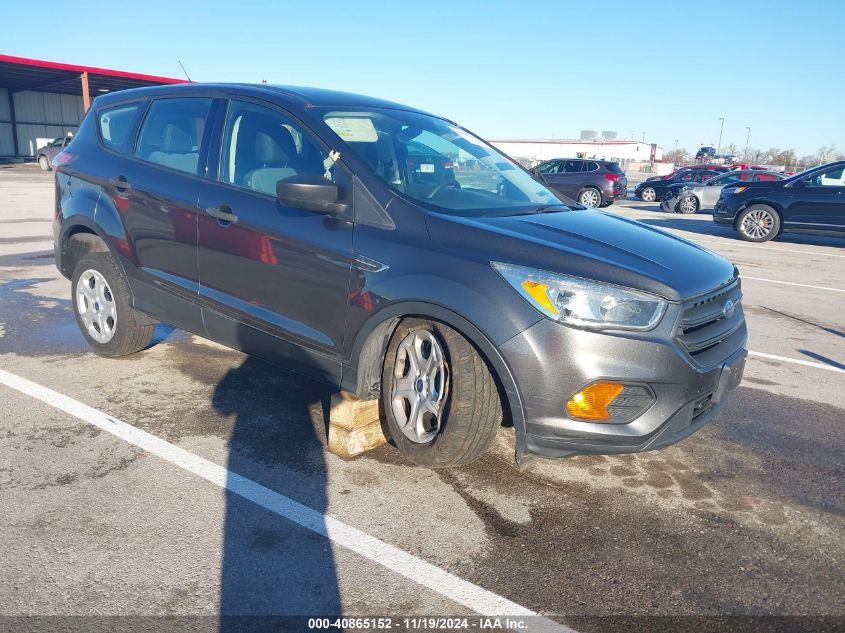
[38,155,51,171]
[381,319,501,468]
[71,252,156,356]
[736,205,780,242]
[678,195,699,214]
[640,186,657,202]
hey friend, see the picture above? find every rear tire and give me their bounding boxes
[71,252,156,356]
[38,155,51,171]
[578,187,601,207]
[736,205,780,242]
[381,319,501,468]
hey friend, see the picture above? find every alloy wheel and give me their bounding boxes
[740,209,775,240]
[390,329,449,444]
[641,187,656,202]
[76,269,117,344]
[579,189,600,207]
[679,196,698,214]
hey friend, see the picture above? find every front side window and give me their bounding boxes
[537,160,562,174]
[220,100,333,196]
[710,172,743,185]
[811,166,845,187]
[321,107,563,216]
[135,98,212,175]
[98,103,141,152]
[50,137,64,147]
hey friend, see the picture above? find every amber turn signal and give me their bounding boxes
[566,382,625,421]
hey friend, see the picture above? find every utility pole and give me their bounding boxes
[744,126,751,162]
[717,117,725,155]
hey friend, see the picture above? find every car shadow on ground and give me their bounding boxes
[0,276,185,356]
[211,327,342,630]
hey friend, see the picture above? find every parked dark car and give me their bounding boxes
[531,158,627,207]
[714,160,845,241]
[35,134,73,171]
[635,168,720,202]
[53,83,746,467]
[696,146,717,160]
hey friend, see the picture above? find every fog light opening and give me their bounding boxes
[566,382,625,421]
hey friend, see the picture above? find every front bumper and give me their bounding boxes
[501,312,747,459]
[713,199,739,226]
[661,195,681,212]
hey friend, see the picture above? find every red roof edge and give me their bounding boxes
[0,53,188,84]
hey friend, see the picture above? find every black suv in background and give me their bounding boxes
[531,158,627,207]
[52,83,746,468]
[714,160,845,242]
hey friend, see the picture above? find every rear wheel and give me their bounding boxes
[578,187,601,207]
[736,205,780,242]
[381,319,501,468]
[640,186,656,202]
[71,252,155,356]
[678,195,699,214]
[38,155,51,171]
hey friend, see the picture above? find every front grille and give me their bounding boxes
[677,279,746,368]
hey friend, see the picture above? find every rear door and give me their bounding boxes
[100,96,214,329]
[786,165,845,231]
[542,159,583,200]
[196,97,354,384]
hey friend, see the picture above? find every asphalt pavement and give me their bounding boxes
[0,165,843,632]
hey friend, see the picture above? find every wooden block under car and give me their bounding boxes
[327,392,388,458]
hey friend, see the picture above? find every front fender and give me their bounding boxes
[345,299,533,460]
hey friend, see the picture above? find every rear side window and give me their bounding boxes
[563,160,584,173]
[98,103,142,152]
[135,98,212,175]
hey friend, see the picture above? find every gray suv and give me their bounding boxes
[53,83,746,467]
[35,134,73,171]
[532,158,628,207]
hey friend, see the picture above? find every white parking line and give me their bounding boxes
[0,368,571,632]
[695,240,845,259]
[748,351,845,374]
[741,276,845,293]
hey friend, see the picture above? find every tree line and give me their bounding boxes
[662,144,844,170]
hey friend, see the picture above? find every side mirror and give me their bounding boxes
[276,175,350,215]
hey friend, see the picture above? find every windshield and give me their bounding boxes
[320,107,565,216]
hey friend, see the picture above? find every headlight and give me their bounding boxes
[492,263,667,330]
[722,186,747,194]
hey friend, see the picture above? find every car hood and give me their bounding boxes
[426,209,737,302]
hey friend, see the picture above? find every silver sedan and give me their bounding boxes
[661,170,785,214]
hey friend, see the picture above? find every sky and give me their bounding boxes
[5,0,844,156]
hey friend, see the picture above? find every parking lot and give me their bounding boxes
[1,165,843,630]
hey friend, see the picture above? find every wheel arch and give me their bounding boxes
[58,219,119,279]
[346,301,528,454]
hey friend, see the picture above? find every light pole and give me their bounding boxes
[744,126,751,162]
[717,117,725,155]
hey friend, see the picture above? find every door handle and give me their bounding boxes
[108,176,132,190]
[205,205,238,224]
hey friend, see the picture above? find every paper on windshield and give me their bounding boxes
[325,117,378,142]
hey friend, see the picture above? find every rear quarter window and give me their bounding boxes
[98,103,143,153]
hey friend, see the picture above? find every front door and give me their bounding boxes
[786,165,845,231]
[196,98,353,384]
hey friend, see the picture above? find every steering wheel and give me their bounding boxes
[426,180,461,199]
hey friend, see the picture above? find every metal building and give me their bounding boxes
[0,54,184,160]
